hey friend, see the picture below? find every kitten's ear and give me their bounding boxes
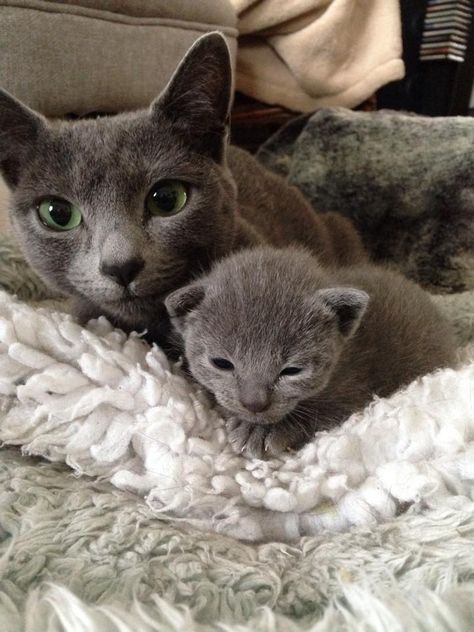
[151,32,232,161]
[165,283,206,332]
[316,288,369,338]
[0,89,46,187]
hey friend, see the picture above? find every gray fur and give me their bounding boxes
[167,247,456,458]
[0,34,366,349]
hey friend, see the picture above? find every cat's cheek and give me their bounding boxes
[12,225,78,294]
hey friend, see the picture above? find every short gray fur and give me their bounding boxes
[0,33,365,351]
[166,247,456,458]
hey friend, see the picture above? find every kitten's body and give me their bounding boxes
[166,247,456,458]
[0,34,365,350]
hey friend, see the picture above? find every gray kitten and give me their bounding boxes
[0,33,366,351]
[165,247,456,458]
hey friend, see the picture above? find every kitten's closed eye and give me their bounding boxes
[279,366,303,376]
[210,357,234,371]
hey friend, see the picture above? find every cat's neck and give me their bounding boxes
[232,214,265,249]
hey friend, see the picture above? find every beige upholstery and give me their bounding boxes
[0,0,237,116]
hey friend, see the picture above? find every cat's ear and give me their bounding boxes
[151,32,232,161]
[316,288,369,338]
[165,283,206,333]
[0,89,46,187]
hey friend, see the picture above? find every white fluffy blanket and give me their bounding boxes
[1,290,473,543]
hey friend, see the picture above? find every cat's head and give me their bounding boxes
[165,248,369,425]
[0,33,235,323]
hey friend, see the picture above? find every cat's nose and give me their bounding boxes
[239,388,271,413]
[101,257,144,287]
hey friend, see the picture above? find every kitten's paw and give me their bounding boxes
[262,426,295,457]
[227,419,292,459]
[227,419,266,458]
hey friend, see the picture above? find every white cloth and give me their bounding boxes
[0,291,473,542]
[231,0,405,111]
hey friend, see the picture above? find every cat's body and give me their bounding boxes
[166,247,456,458]
[0,34,366,350]
[226,146,366,267]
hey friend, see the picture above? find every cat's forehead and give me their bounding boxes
[23,113,201,199]
[48,114,178,168]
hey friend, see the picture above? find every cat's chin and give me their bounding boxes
[91,290,165,323]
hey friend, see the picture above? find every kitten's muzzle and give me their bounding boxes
[239,386,271,414]
[100,257,144,288]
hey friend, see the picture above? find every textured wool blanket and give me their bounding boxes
[258,108,474,294]
[1,240,474,629]
[230,0,404,110]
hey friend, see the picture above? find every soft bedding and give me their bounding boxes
[0,237,473,543]
[1,236,474,630]
[0,234,474,629]
[2,104,474,628]
[258,108,474,293]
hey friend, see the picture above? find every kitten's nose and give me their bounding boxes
[101,257,144,287]
[239,387,271,413]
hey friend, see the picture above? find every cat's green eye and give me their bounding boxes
[38,198,82,231]
[146,180,188,217]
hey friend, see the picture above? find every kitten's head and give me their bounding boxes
[0,33,235,323]
[166,248,369,425]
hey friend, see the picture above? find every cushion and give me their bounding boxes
[0,0,237,116]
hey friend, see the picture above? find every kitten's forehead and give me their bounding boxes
[194,248,333,360]
[200,284,322,360]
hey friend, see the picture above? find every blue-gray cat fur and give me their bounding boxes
[166,247,455,458]
[258,108,474,293]
[0,34,366,349]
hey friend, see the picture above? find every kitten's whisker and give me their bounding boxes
[291,415,314,439]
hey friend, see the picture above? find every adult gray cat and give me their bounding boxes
[165,247,456,458]
[0,33,366,349]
